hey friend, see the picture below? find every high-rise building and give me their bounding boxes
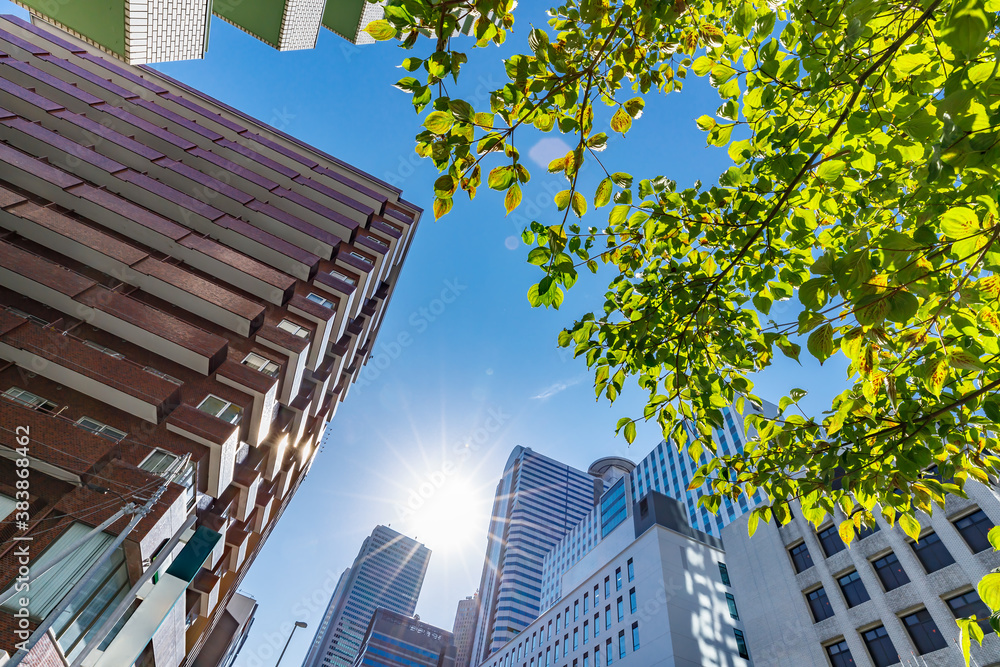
[13,0,386,65]
[721,480,1000,666]
[354,608,455,667]
[303,526,431,667]
[193,592,258,667]
[477,490,752,667]
[0,13,420,666]
[471,447,605,664]
[452,593,479,667]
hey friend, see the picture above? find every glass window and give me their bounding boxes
[584,592,589,613]
[725,592,739,620]
[734,629,749,659]
[872,552,910,591]
[573,629,579,651]
[719,562,731,586]
[826,640,854,667]
[594,584,599,604]
[555,641,559,657]
[807,587,834,622]
[349,251,373,264]
[605,605,611,630]
[584,621,589,644]
[629,588,636,614]
[910,532,955,573]
[617,630,625,659]
[329,268,356,285]
[862,626,897,667]
[593,613,599,637]
[556,614,560,631]
[616,597,624,622]
[583,654,589,667]
[594,644,600,667]
[197,394,242,424]
[902,609,947,655]
[954,509,995,553]
[76,417,127,442]
[545,648,551,667]
[563,635,568,656]
[3,386,58,412]
[604,577,610,598]
[946,591,993,635]
[818,524,846,556]
[838,571,870,608]
[631,623,639,651]
[789,542,813,573]
[605,639,612,665]
[242,352,280,377]
[627,559,634,582]
[139,448,178,474]
[277,318,309,338]
[615,568,622,590]
[306,292,336,309]
[574,600,579,621]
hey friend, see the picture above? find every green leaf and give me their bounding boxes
[488,166,515,190]
[899,514,921,542]
[988,526,1000,551]
[433,197,452,220]
[695,115,716,132]
[941,0,991,58]
[816,160,846,182]
[887,291,919,323]
[424,111,454,134]
[807,323,834,363]
[554,190,571,211]
[611,172,633,188]
[364,19,396,41]
[595,178,613,208]
[571,192,587,218]
[623,97,645,118]
[527,247,550,265]
[505,183,522,214]
[941,207,979,240]
[623,420,636,444]
[587,133,609,151]
[610,108,632,134]
[838,519,855,547]
[980,572,1000,610]
[433,174,456,198]
[957,616,984,666]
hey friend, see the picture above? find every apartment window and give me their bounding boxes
[197,394,242,424]
[277,318,309,338]
[583,654,589,667]
[862,626,897,667]
[556,614,561,632]
[838,571,870,608]
[604,577,610,598]
[546,647,551,667]
[615,568,622,590]
[563,635,568,656]
[825,640,854,667]
[573,629,579,651]
[139,448,179,475]
[733,629,749,660]
[330,268,357,285]
[617,630,625,659]
[593,584,599,604]
[954,509,995,553]
[554,641,559,658]
[574,600,579,621]
[806,587,833,622]
[627,558,634,582]
[242,352,280,378]
[594,644,599,667]
[946,591,993,634]
[532,633,537,650]
[910,532,955,572]
[631,623,639,651]
[83,340,125,359]
[616,597,624,622]
[583,621,589,644]
[872,552,910,591]
[307,292,336,309]
[719,562,731,586]
[349,251,373,264]
[605,639,612,665]
[818,525,846,556]
[789,542,813,573]
[605,605,611,629]
[3,386,57,412]
[725,593,739,620]
[902,609,947,655]
[573,660,577,667]
[76,417,127,442]
[629,588,636,614]
[584,592,589,613]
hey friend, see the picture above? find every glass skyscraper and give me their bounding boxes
[470,447,604,665]
[303,526,431,667]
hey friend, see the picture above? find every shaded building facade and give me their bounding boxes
[354,608,455,667]
[451,593,478,667]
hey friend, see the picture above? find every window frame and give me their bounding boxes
[806,587,834,623]
[945,590,993,635]
[861,625,897,667]
[872,552,910,591]
[837,570,871,608]
[719,562,731,586]
[817,524,847,557]
[197,394,243,424]
[910,531,955,573]
[733,629,749,660]
[825,640,854,667]
[306,292,336,310]
[242,351,281,378]
[276,318,310,338]
[725,592,739,620]
[76,416,127,442]
[789,541,814,573]
[953,509,995,553]
[3,386,58,412]
[901,608,947,655]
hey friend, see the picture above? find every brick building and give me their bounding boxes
[0,13,419,666]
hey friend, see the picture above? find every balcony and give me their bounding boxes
[166,405,239,498]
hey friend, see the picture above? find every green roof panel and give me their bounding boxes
[18,0,126,56]
[212,0,285,49]
[322,0,367,41]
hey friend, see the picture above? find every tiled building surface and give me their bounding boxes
[722,480,1000,666]
[0,13,419,666]
[453,594,479,667]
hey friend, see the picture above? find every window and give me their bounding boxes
[594,644,599,667]
[554,641,559,658]
[574,600,579,621]
[594,584,599,604]
[605,639,612,665]
[583,654,589,667]
[349,251,373,264]
[627,559,634,582]
[593,613,599,637]
[604,577,610,598]
[242,352,280,378]
[789,542,813,573]
[584,592,589,613]
[857,517,881,539]
[330,268,357,285]
[862,626,897,667]
[733,629,749,660]
[532,633,536,650]
[83,340,125,359]
[277,318,309,338]
[631,623,639,651]
[818,524,846,556]
[563,635,568,656]
[139,448,179,474]
[725,593,739,620]
[910,532,955,572]
[872,552,910,591]
[719,562,731,586]
[573,629,579,651]
[617,630,625,659]
[838,571,870,608]
[954,509,995,553]
[546,648,551,667]
[825,640,854,667]
[615,568,622,590]
[605,605,611,629]
[946,591,993,635]
[629,588,636,614]
[583,621,589,644]
[556,614,561,631]
[76,417,127,442]
[807,587,834,622]
[306,292,336,309]
[3,386,58,412]
[902,609,947,655]
[197,394,242,424]
[616,597,624,622]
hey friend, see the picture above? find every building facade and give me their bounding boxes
[354,608,455,667]
[480,490,752,667]
[471,447,605,665]
[452,594,479,667]
[303,526,431,667]
[721,480,1000,666]
[0,13,419,666]
[193,592,258,667]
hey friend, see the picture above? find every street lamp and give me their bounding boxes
[276,621,308,666]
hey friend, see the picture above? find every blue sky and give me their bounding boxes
[0,4,851,665]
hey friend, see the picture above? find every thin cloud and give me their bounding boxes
[533,374,587,400]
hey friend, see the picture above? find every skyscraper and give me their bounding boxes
[0,13,419,665]
[451,594,478,667]
[303,526,431,667]
[354,609,456,667]
[471,447,604,665]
